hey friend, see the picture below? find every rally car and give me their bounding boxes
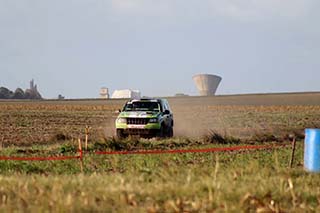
[115,98,174,138]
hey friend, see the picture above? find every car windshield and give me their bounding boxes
[124,101,160,112]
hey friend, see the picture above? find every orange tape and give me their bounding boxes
[95,144,290,155]
[0,145,290,161]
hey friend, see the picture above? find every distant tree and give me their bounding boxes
[0,87,13,99]
[0,81,43,99]
[12,88,25,99]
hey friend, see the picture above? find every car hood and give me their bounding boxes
[119,111,160,118]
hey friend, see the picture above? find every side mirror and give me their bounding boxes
[118,109,122,113]
[164,110,170,115]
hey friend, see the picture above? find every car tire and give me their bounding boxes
[168,126,174,138]
[157,125,165,138]
[116,129,126,139]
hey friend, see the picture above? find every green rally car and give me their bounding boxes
[115,98,174,138]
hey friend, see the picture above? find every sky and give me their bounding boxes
[0,0,319,99]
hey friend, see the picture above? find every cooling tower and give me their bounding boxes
[193,74,222,96]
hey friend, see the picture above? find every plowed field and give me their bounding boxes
[1,92,320,146]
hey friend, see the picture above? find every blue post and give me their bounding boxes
[304,129,320,173]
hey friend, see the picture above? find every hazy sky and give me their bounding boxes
[1,0,319,98]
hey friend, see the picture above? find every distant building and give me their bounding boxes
[111,89,141,99]
[100,87,110,99]
[25,79,42,99]
[58,94,65,100]
[30,79,36,91]
[193,74,222,96]
[175,93,189,97]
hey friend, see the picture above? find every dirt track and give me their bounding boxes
[170,92,320,137]
[1,92,320,145]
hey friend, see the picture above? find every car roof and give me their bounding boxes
[127,98,158,103]
[126,98,168,104]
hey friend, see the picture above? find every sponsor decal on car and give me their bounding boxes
[127,125,145,129]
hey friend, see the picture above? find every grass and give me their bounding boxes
[0,97,320,211]
[0,139,318,212]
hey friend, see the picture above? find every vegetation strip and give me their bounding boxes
[0,144,290,161]
[0,155,81,161]
[0,149,82,161]
[95,144,290,155]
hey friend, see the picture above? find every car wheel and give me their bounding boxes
[116,129,126,139]
[157,125,165,138]
[168,126,174,138]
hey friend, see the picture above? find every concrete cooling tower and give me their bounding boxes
[193,74,222,96]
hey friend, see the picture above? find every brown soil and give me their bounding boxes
[1,92,320,145]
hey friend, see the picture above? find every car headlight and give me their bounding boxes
[117,118,127,123]
[149,118,158,123]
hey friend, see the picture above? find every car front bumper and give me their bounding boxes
[116,123,161,130]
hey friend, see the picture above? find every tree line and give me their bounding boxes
[0,87,42,99]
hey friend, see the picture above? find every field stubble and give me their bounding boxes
[1,101,320,145]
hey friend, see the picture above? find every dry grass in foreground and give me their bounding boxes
[0,141,319,212]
